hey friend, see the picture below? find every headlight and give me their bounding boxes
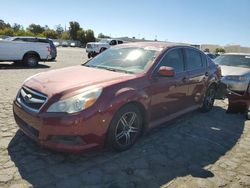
[47,88,102,113]
[226,75,247,81]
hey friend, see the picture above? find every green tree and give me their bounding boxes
[85,29,95,43]
[204,48,210,53]
[61,31,70,40]
[77,29,86,44]
[43,29,58,39]
[0,27,14,36]
[69,21,80,40]
[0,20,11,30]
[55,24,64,37]
[98,33,110,38]
[12,23,22,32]
[215,48,225,53]
[27,24,45,35]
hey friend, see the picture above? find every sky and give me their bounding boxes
[1,0,250,46]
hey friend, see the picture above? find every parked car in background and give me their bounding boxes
[86,38,124,58]
[205,52,217,59]
[6,36,57,60]
[61,41,69,47]
[215,53,250,119]
[0,38,54,67]
[70,42,76,47]
[13,42,220,153]
[53,41,60,47]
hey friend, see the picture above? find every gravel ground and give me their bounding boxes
[0,48,249,188]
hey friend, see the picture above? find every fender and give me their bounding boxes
[99,86,151,126]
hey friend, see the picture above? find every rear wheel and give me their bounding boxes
[24,54,39,67]
[107,104,143,151]
[200,85,216,112]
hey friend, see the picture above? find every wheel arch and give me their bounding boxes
[22,51,41,61]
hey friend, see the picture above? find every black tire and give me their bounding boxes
[24,54,39,67]
[100,48,107,53]
[107,104,143,151]
[88,53,91,59]
[200,85,216,112]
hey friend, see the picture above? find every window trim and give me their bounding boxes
[151,46,186,76]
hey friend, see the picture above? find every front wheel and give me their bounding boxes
[107,104,143,151]
[200,85,216,112]
[100,47,107,53]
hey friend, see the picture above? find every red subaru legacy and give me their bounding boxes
[13,42,220,152]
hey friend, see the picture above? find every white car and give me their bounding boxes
[0,39,53,67]
[86,39,123,58]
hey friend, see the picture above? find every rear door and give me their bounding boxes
[183,48,208,106]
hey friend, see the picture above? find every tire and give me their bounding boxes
[100,48,106,53]
[107,104,143,151]
[88,53,91,59]
[24,54,39,67]
[200,85,216,112]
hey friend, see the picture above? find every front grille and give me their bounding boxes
[86,44,92,49]
[17,86,47,113]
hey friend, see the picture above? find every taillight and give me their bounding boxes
[47,47,51,53]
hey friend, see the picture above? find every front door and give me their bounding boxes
[149,48,190,123]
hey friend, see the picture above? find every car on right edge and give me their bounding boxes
[214,53,250,119]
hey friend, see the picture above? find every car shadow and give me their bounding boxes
[0,63,50,69]
[8,105,245,188]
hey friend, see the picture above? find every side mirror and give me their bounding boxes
[158,66,175,77]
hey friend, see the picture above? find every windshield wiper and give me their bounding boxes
[97,66,133,74]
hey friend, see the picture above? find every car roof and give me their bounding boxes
[116,41,196,51]
[10,36,50,40]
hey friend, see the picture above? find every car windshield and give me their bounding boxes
[214,55,250,68]
[84,47,160,74]
[4,37,15,41]
[99,39,111,43]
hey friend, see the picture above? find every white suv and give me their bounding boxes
[86,39,123,58]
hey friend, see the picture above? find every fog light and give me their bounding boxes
[49,135,86,145]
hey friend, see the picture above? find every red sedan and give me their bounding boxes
[13,42,220,152]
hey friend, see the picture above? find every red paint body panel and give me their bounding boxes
[228,92,250,111]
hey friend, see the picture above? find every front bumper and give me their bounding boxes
[13,101,111,153]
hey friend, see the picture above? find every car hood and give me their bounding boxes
[24,66,133,98]
[220,65,250,76]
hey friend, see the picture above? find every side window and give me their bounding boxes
[110,40,117,45]
[185,48,203,70]
[160,49,184,73]
[118,40,123,44]
[201,53,207,67]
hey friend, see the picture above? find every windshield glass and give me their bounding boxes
[84,47,160,74]
[214,55,250,68]
[4,37,15,41]
[99,39,111,43]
